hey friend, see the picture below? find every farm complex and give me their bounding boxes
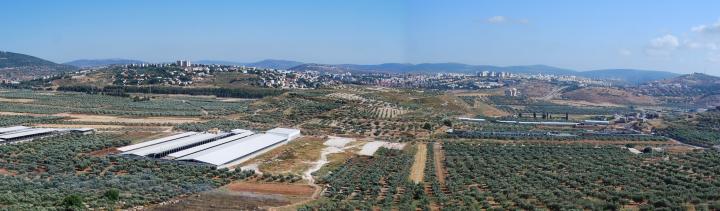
[0,71,719,210]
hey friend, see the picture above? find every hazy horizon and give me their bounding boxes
[3,0,720,74]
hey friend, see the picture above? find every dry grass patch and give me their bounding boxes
[0,97,34,103]
[244,136,325,175]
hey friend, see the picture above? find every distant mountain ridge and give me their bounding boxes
[289,63,680,83]
[64,59,147,68]
[0,51,75,70]
[660,73,720,86]
[3,50,686,83]
[194,59,303,70]
[0,51,77,80]
[576,69,680,83]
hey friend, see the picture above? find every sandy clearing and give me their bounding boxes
[409,144,427,183]
[239,163,263,174]
[358,141,406,156]
[433,143,446,186]
[0,168,16,176]
[226,182,315,196]
[550,99,622,107]
[303,136,356,183]
[0,97,34,103]
[0,112,52,117]
[323,136,354,148]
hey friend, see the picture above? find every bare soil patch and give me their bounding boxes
[433,143,446,185]
[0,168,16,176]
[0,112,50,117]
[226,182,315,196]
[242,136,325,175]
[409,144,427,183]
[87,147,120,157]
[150,190,291,211]
[561,87,657,105]
[0,97,34,103]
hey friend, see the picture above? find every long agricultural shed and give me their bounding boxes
[165,130,254,159]
[177,133,287,168]
[0,125,95,144]
[122,132,230,158]
[117,128,301,169]
[117,132,198,152]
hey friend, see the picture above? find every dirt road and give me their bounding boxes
[409,144,427,183]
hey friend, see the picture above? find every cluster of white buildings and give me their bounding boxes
[118,128,300,169]
[505,88,520,97]
[478,71,513,78]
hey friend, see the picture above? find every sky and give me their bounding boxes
[2,0,720,74]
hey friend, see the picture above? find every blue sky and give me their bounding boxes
[2,0,720,74]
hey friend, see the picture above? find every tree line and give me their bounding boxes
[57,85,285,98]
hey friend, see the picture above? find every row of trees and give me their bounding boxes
[301,147,431,210]
[0,115,63,127]
[446,130,668,142]
[658,110,720,147]
[0,89,250,117]
[434,142,720,210]
[58,85,285,99]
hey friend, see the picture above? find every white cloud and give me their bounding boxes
[708,53,720,63]
[692,19,720,34]
[645,34,679,56]
[685,40,718,50]
[618,49,632,56]
[485,16,528,25]
[487,16,507,24]
[649,35,679,49]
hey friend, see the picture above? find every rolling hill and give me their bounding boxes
[576,69,680,84]
[0,51,77,80]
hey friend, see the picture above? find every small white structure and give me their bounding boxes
[458,117,486,122]
[359,141,406,156]
[627,148,642,155]
[266,128,301,141]
[583,120,611,125]
[505,88,519,97]
[517,121,579,126]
